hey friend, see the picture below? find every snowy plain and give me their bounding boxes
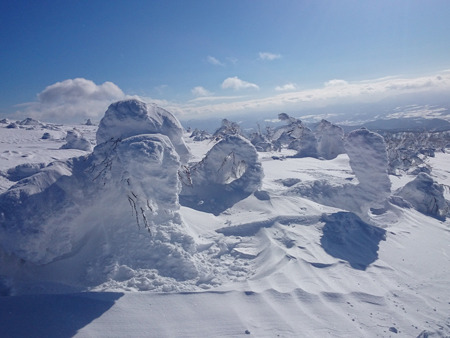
[0,104,449,338]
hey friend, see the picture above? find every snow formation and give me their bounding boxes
[344,128,391,207]
[180,135,264,214]
[314,119,345,160]
[394,172,449,219]
[0,99,201,288]
[96,99,191,163]
[60,129,92,151]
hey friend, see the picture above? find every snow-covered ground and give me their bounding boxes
[0,104,449,338]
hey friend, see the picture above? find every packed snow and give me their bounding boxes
[0,99,449,337]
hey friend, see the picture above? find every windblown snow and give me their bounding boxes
[0,99,449,338]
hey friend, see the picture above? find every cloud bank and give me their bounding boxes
[15,78,128,122]
[10,72,450,122]
[182,73,450,117]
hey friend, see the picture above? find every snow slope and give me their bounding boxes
[0,101,449,337]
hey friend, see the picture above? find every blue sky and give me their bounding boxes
[1,0,450,122]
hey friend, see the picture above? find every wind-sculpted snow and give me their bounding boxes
[271,113,319,157]
[314,119,345,160]
[394,172,449,220]
[0,101,202,285]
[212,119,243,139]
[287,128,392,216]
[344,128,391,207]
[96,99,190,163]
[60,129,92,151]
[179,135,264,214]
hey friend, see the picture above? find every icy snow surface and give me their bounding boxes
[0,101,449,337]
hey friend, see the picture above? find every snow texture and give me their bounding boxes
[96,99,191,163]
[60,129,92,151]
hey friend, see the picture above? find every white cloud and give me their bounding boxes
[259,52,282,61]
[178,72,450,117]
[324,79,349,87]
[189,95,245,103]
[221,77,259,90]
[191,86,213,97]
[275,83,297,91]
[13,78,128,122]
[206,56,225,66]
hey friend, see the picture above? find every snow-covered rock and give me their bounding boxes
[394,172,449,219]
[0,118,9,124]
[344,128,391,207]
[60,129,92,151]
[96,99,191,163]
[5,162,46,181]
[41,132,51,140]
[314,119,345,160]
[6,123,18,129]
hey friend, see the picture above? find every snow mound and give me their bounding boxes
[19,118,41,126]
[5,162,46,181]
[394,173,449,219]
[60,129,92,151]
[314,119,345,160]
[344,128,391,207]
[96,99,190,163]
[180,135,264,214]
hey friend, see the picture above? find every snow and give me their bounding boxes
[0,104,449,337]
[96,99,191,163]
[60,129,93,151]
